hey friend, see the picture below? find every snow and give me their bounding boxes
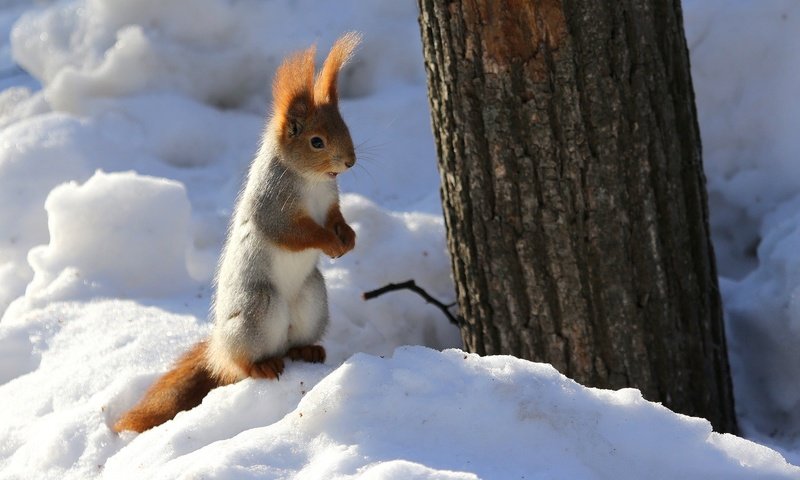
[25,170,197,304]
[103,347,799,479]
[0,0,797,478]
[685,0,800,456]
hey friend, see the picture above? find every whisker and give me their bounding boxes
[356,140,390,152]
[356,157,380,165]
[355,163,375,182]
[380,111,402,132]
[348,166,360,182]
[355,151,383,161]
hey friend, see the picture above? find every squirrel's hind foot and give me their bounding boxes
[286,345,326,363]
[243,346,325,381]
[248,357,285,380]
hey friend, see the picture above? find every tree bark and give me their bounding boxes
[418,0,737,433]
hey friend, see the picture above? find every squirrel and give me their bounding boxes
[113,32,361,433]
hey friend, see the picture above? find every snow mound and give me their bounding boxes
[0,114,93,311]
[22,170,196,307]
[0,300,208,479]
[12,0,276,111]
[104,347,799,479]
[5,298,791,479]
[722,195,800,441]
[11,0,425,113]
[686,0,800,277]
[685,0,800,445]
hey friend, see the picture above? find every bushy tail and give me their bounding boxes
[114,341,221,433]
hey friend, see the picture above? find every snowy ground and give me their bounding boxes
[0,0,799,478]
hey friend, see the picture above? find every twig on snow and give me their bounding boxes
[362,280,462,326]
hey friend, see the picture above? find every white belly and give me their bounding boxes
[271,180,337,297]
[271,248,319,297]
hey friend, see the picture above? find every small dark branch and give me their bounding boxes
[363,280,462,326]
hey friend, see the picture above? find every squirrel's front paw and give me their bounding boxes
[321,223,355,258]
[321,237,347,258]
[334,222,356,254]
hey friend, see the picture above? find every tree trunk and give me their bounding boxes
[417,0,737,433]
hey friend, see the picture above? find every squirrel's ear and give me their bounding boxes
[314,32,361,105]
[273,45,316,137]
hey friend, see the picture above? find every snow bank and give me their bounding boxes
[0,300,209,479]
[10,0,425,113]
[722,196,800,442]
[0,0,39,91]
[23,170,196,306]
[685,0,800,444]
[106,347,800,479]
[686,0,800,278]
[0,114,93,312]
[2,304,797,480]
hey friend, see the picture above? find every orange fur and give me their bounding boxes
[272,46,316,136]
[271,32,360,136]
[273,212,350,257]
[325,203,356,255]
[234,355,285,380]
[114,342,328,432]
[113,342,225,433]
[314,32,362,105]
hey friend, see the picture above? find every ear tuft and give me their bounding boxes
[314,32,362,105]
[273,45,316,135]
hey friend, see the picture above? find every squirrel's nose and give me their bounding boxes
[345,158,355,168]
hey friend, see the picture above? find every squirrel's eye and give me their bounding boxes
[310,137,325,149]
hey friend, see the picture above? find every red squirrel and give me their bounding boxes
[114,33,360,433]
